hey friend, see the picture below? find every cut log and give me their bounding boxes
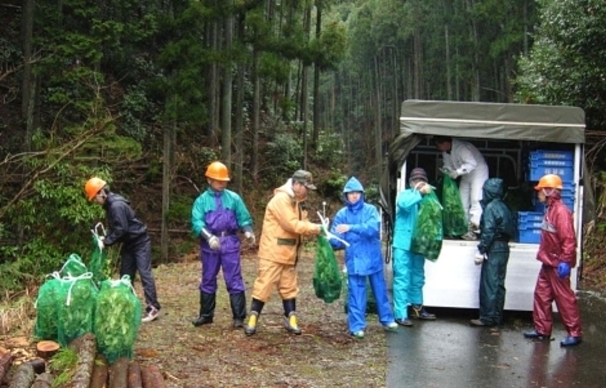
[25,358,46,374]
[140,365,165,388]
[36,340,60,359]
[68,333,97,388]
[7,362,35,388]
[90,354,108,388]
[31,372,54,388]
[0,351,14,383]
[108,358,129,388]
[126,362,142,388]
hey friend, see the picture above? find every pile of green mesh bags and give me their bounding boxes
[34,254,142,363]
[94,276,142,363]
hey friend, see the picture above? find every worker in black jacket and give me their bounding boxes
[470,177,515,327]
[85,177,161,322]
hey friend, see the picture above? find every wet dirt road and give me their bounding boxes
[387,291,606,388]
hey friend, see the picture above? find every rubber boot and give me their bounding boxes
[192,292,215,327]
[410,304,436,320]
[283,299,302,335]
[230,292,247,328]
[244,298,264,336]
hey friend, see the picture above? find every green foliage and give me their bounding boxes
[263,133,304,184]
[49,348,78,387]
[514,0,606,129]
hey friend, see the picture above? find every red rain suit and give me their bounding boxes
[532,191,582,337]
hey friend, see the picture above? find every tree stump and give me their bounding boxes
[127,362,142,388]
[140,365,165,388]
[0,351,14,384]
[90,354,109,388]
[36,340,60,359]
[108,358,129,388]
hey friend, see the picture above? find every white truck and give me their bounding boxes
[380,100,592,311]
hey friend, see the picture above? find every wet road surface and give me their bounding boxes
[387,291,606,388]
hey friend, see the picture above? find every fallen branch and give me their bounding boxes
[31,373,54,388]
[108,358,129,388]
[127,362,142,388]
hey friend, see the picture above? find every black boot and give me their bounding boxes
[192,292,215,327]
[282,298,302,335]
[230,292,247,328]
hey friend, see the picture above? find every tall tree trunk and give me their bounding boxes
[311,2,322,150]
[374,57,382,178]
[234,14,245,193]
[161,113,174,263]
[445,24,452,100]
[21,0,34,151]
[300,3,311,168]
[221,0,234,164]
[252,48,260,181]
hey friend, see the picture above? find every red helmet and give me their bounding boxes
[84,177,107,200]
[205,161,230,182]
[534,174,563,191]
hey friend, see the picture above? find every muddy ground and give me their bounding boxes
[133,247,389,388]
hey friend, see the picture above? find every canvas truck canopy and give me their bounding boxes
[379,99,593,225]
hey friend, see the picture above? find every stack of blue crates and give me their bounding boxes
[517,211,543,244]
[518,149,575,243]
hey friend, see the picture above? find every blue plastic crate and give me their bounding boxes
[518,211,544,223]
[530,150,574,161]
[528,165,574,181]
[517,227,542,244]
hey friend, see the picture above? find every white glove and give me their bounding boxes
[419,183,432,195]
[244,231,256,244]
[208,235,221,250]
[474,252,485,266]
[448,169,460,179]
[97,236,105,250]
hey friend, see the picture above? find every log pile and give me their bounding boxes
[0,335,166,388]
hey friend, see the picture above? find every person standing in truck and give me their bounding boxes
[470,177,515,327]
[523,174,582,347]
[392,167,437,326]
[434,136,489,240]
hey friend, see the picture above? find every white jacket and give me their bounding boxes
[442,139,488,180]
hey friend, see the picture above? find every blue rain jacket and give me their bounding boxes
[329,177,383,276]
[392,188,424,250]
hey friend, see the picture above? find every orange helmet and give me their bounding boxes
[84,177,107,200]
[534,174,563,191]
[205,161,230,182]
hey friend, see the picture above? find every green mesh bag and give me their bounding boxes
[34,273,63,341]
[313,235,342,304]
[94,276,142,363]
[441,175,468,237]
[411,191,444,262]
[60,253,88,277]
[56,273,98,347]
[89,233,108,287]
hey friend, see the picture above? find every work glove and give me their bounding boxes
[208,235,221,251]
[98,236,105,250]
[557,262,571,279]
[474,251,486,266]
[244,231,256,245]
[419,183,432,195]
[448,169,460,179]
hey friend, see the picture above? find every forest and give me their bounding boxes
[1,0,606,298]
